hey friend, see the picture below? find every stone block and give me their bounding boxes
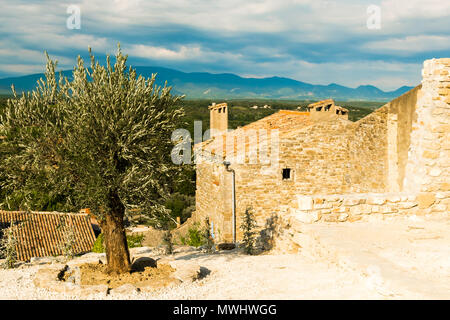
[387,196,401,203]
[314,198,323,205]
[294,210,321,223]
[109,284,140,295]
[33,265,66,288]
[417,193,436,209]
[343,198,361,206]
[429,168,442,177]
[79,284,109,297]
[431,204,447,212]
[379,206,395,214]
[338,213,349,222]
[349,204,371,215]
[435,192,449,199]
[367,195,386,205]
[297,196,313,210]
[399,202,417,209]
[323,214,339,222]
[347,215,362,222]
[169,261,207,283]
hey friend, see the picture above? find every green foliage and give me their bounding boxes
[164,193,195,225]
[179,222,204,247]
[92,233,105,253]
[125,192,195,229]
[178,98,381,141]
[0,223,18,269]
[0,45,184,227]
[203,217,214,253]
[56,217,76,260]
[127,233,144,248]
[179,219,214,249]
[0,90,380,214]
[162,230,173,255]
[240,207,257,255]
[91,232,143,253]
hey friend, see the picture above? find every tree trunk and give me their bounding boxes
[102,193,131,274]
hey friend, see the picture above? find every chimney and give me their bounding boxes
[209,102,228,137]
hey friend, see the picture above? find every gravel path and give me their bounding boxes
[1,215,448,300]
[0,251,389,300]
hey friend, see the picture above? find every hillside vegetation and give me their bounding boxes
[177,99,384,137]
[0,96,383,224]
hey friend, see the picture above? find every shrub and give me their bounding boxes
[92,233,105,253]
[0,223,18,269]
[179,219,215,250]
[162,230,173,255]
[240,207,257,255]
[179,222,203,247]
[127,233,144,248]
[203,217,214,253]
[91,233,143,253]
[57,217,76,260]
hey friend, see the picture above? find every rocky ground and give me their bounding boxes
[0,214,449,300]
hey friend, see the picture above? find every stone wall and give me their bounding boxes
[195,118,389,242]
[192,58,449,243]
[403,59,450,194]
[348,106,388,192]
[194,161,233,240]
[386,85,422,192]
[290,191,450,223]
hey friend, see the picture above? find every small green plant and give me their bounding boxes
[92,233,105,253]
[240,207,257,255]
[162,230,174,255]
[91,233,143,253]
[203,217,214,253]
[0,222,18,269]
[179,222,204,247]
[57,217,76,260]
[127,233,144,248]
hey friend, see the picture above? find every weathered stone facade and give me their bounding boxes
[190,58,450,243]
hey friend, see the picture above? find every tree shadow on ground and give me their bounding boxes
[255,213,280,253]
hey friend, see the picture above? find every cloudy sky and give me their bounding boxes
[0,0,449,90]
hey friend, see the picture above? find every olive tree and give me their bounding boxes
[0,46,183,273]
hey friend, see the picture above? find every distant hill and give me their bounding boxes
[0,66,414,101]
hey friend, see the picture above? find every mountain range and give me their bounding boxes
[0,66,414,101]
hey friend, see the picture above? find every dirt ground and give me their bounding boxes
[75,262,177,289]
[0,213,448,299]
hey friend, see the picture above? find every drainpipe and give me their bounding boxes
[223,161,236,244]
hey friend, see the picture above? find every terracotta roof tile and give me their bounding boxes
[0,211,96,261]
[195,110,312,159]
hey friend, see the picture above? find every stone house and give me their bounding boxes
[307,98,349,120]
[191,58,450,243]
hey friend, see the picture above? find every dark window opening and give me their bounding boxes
[336,110,340,115]
[316,106,322,111]
[282,168,292,180]
[325,104,332,111]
